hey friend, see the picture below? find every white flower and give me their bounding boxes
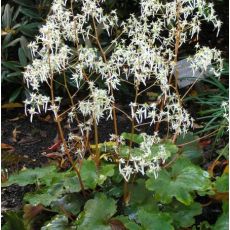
[28,107,38,123]
[49,104,60,118]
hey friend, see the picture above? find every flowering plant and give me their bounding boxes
[3,0,227,228]
[23,0,223,181]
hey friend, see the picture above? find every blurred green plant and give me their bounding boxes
[185,62,229,140]
[1,0,51,102]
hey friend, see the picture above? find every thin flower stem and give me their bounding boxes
[169,0,181,88]
[56,120,86,197]
[181,72,203,100]
[164,130,219,169]
[63,72,74,106]
[113,106,132,121]
[154,94,165,132]
[129,86,139,147]
[70,0,79,50]
[123,85,139,204]
[118,77,135,86]
[104,31,125,54]
[137,80,157,96]
[177,129,218,147]
[92,16,118,136]
[93,117,100,167]
[135,121,152,128]
[171,0,183,143]
[48,50,86,197]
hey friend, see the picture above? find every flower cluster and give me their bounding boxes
[118,133,170,181]
[78,83,114,124]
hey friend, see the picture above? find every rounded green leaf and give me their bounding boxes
[51,193,84,216]
[41,215,74,230]
[114,216,142,230]
[213,213,229,230]
[137,208,174,230]
[176,133,202,163]
[76,193,117,230]
[81,159,98,189]
[146,158,213,205]
[215,174,229,193]
[3,165,57,187]
[170,202,202,228]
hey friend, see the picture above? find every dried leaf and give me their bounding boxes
[192,122,203,129]
[18,137,41,145]
[208,160,221,177]
[9,115,25,121]
[38,114,53,123]
[212,192,229,202]
[224,165,229,174]
[23,204,44,222]
[12,128,21,142]
[48,140,62,151]
[1,143,15,151]
[110,219,127,230]
[45,152,63,160]
[2,103,24,109]
[199,139,212,147]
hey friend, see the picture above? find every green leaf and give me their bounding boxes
[169,202,202,228]
[18,47,27,66]
[146,158,213,205]
[215,174,229,193]
[2,4,14,29]
[9,87,23,102]
[163,140,178,155]
[6,72,23,79]
[80,160,115,190]
[100,163,115,177]
[149,143,174,161]
[129,179,154,208]
[114,216,142,230]
[4,72,23,84]
[20,36,32,60]
[2,212,26,230]
[137,208,174,230]
[51,193,84,216]
[62,174,81,193]
[19,22,41,37]
[2,165,57,187]
[19,7,41,18]
[13,0,37,8]
[2,37,22,49]
[217,144,229,159]
[212,212,229,230]
[76,193,117,230]
[119,145,131,158]
[107,184,123,198]
[2,61,21,71]
[111,167,123,183]
[2,33,13,50]
[121,132,144,144]
[41,215,74,230]
[176,132,202,163]
[98,163,115,185]
[81,159,98,189]
[24,192,58,207]
[24,171,81,206]
[196,221,212,230]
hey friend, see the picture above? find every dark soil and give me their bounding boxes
[1,108,57,212]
